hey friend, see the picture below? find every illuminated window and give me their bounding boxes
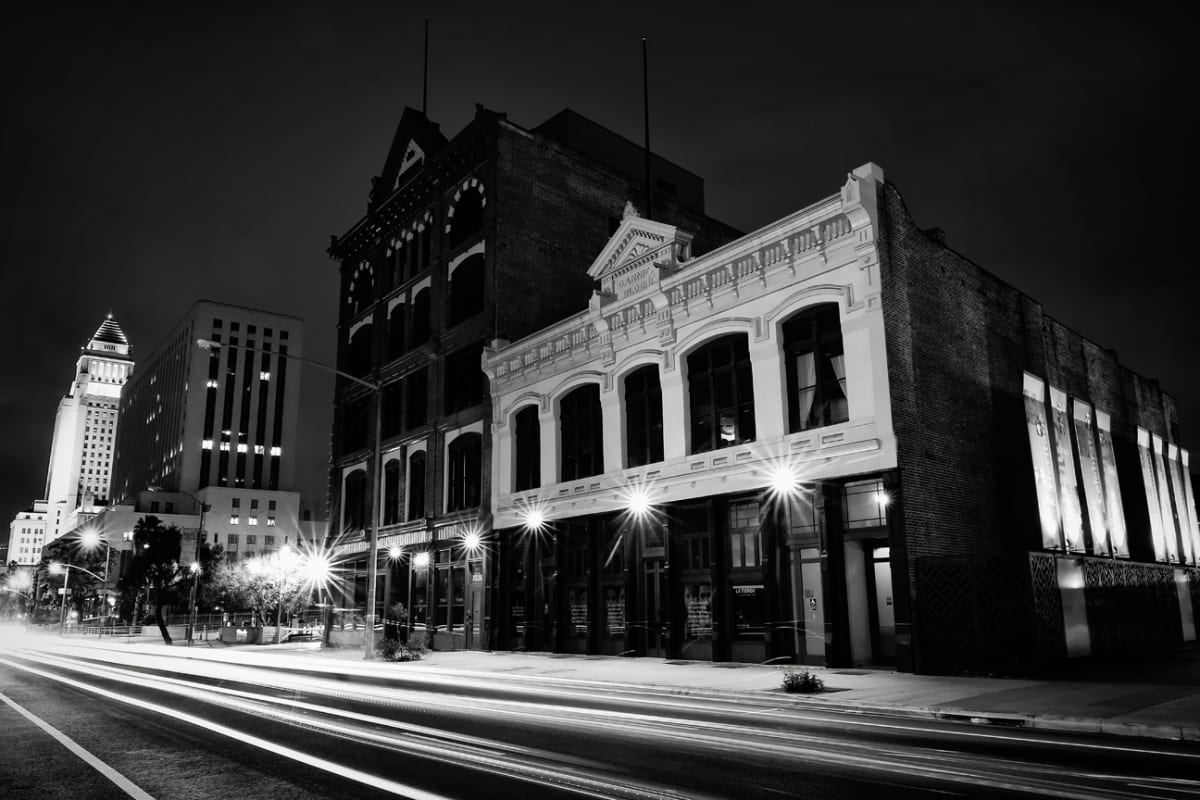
[260,371,270,380]
[266,517,276,526]
[248,517,258,526]
[843,479,889,529]
[230,515,240,525]
[270,446,282,457]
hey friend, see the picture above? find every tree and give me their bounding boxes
[119,516,183,644]
[210,549,324,634]
[38,536,109,626]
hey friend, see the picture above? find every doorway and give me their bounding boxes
[641,558,669,657]
[869,545,896,663]
[465,559,484,650]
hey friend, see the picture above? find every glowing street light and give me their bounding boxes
[77,526,116,636]
[197,337,387,660]
[48,561,104,636]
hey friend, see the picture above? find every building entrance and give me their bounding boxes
[465,559,485,650]
[869,545,896,663]
[641,558,669,657]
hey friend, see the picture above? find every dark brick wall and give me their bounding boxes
[492,123,741,344]
[878,180,1184,671]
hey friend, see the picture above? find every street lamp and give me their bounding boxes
[48,562,105,635]
[148,484,208,645]
[78,527,115,636]
[196,338,385,660]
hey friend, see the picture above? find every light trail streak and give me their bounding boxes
[12,640,1199,800]
[4,650,717,800]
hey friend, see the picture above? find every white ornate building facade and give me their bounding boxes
[483,163,1200,674]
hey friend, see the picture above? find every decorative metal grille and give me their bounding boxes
[1083,557,1179,655]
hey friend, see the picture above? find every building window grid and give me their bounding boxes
[687,335,756,454]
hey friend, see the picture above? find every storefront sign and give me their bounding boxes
[1023,374,1062,549]
[1071,400,1108,555]
[1049,387,1084,552]
[1095,410,1129,557]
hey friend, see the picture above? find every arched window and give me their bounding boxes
[383,460,402,526]
[411,288,431,347]
[447,254,485,326]
[387,303,405,360]
[349,263,374,315]
[782,304,847,432]
[349,324,373,377]
[624,365,663,467]
[560,384,603,482]
[687,334,755,454]
[391,240,405,286]
[447,433,483,512]
[341,397,369,454]
[405,367,429,430]
[407,451,427,520]
[344,470,368,532]
[448,187,484,250]
[514,405,541,492]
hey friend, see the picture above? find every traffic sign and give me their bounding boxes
[57,588,73,595]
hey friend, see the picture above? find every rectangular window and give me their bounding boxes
[248,517,258,526]
[265,535,275,546]
[227,534,239,545]
[246,535,257,545]
[513,406,541,492]
[267,517,276,526]
[729,500,762,568]
[625,366,664,467]
[843,479,888,529]
[405,368,429,430]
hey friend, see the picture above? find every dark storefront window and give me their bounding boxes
[560,384,603,481]
[411,564,428,628]
[678,503,714,657]
[625,365,664,467]
[687,334,755,454]
[513,405,541,492]
[783,303,847,432]
[729,500,765,641]
[434,548,465,631]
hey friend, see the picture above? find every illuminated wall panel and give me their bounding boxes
[1023,373,1062,549]
[1167,445,1194,565]
[1071,400,1108,555]
[1138,428,1168,561]
[1151,435,1179,562]
[1182,450,1200,567]
[1048,387,1084,552]
[1094,410,1128,557]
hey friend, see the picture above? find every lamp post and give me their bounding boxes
[79,527,115,636]
[196,338,386,660]
[148,484,208,645]
[49,562,105,635]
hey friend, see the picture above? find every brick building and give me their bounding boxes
[325,105,739,649]
[483,163,1200,675]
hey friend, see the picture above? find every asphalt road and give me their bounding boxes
[1,633,1198,800]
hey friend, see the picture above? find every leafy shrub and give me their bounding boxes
[781,670,825,693]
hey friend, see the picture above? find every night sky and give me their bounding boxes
[2,3,1195,530]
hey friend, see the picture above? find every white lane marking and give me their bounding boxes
[0,657,455,800]
[0,688,157,800]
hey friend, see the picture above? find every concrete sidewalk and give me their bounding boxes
[253,643,1200,744]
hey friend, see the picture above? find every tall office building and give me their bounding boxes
[106,300,308,563]
[39,316,134,539]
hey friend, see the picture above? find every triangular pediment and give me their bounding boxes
[587,204,694,303]
[372,107,447,207]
